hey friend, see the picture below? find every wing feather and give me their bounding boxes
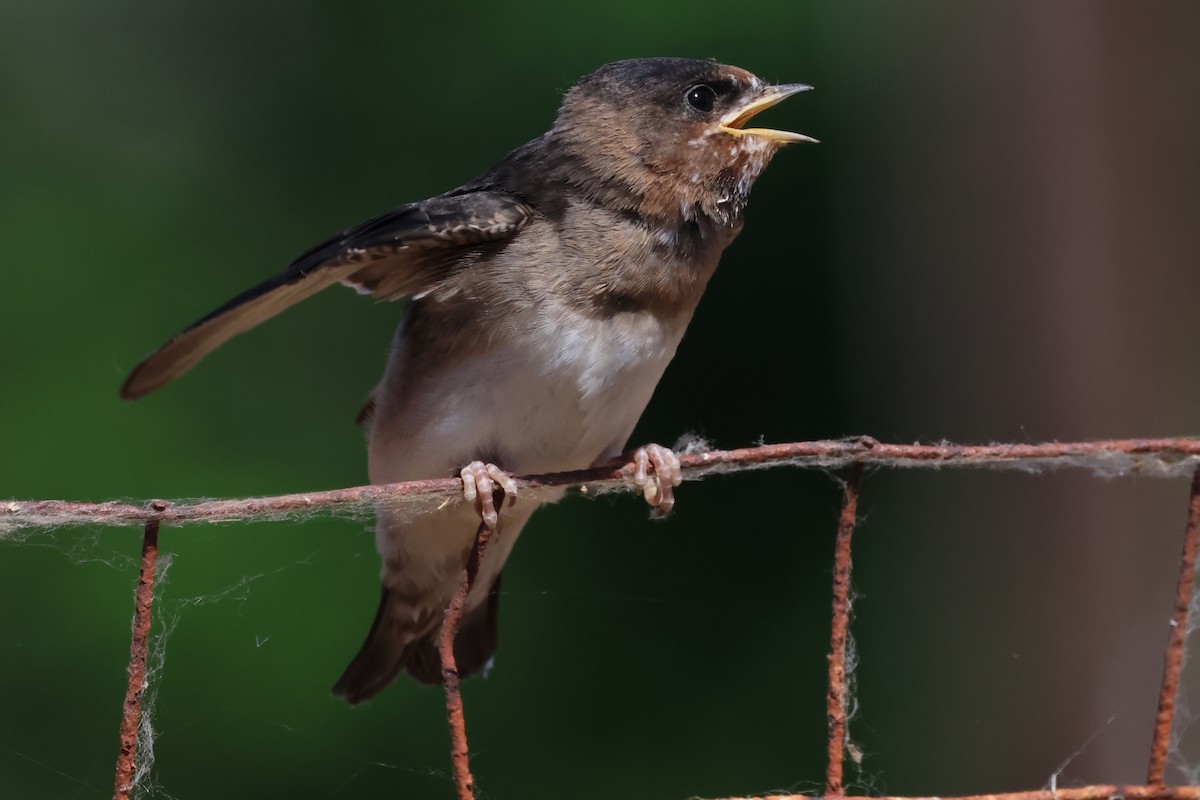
[120,191,531,399]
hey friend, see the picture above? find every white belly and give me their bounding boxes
[364,304,690,616]
[369,305,690,484]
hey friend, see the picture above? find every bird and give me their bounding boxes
[121,57,815,704]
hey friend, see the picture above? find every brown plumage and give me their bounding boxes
[120,57,814,703]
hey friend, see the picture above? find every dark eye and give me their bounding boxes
[685,84,717,113]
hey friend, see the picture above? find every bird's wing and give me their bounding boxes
[120,191,533,399]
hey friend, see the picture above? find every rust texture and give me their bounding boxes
[438,491,502,800]
[707,786,1200,800]
[1147,468,1200,785]
[826,463,864,797]
[112,516,161,800]
[5,437,1200,532]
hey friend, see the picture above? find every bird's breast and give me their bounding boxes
[368,211,728,484]
[368,298,693,485]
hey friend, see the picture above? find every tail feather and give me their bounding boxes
[403,575,502,684]
[332,577,502,704]
[331,587,412,704]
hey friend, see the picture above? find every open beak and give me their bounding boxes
[720,83,818,144]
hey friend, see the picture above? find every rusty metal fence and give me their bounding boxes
[5,437,1200,800]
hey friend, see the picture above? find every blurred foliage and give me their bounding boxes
[3,1,1200,799]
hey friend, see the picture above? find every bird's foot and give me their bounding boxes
[626,444,683,519]
[460,461,518,529]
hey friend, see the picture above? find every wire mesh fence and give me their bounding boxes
[4,436,1200,800]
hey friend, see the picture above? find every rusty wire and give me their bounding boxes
[439,493,502,800]
[1147,469,1200,785]
[708,788,1200,800]
[826,463,863,796]
[112,518,160,800]
[6,437,1200,534]
[9,437,1193,800]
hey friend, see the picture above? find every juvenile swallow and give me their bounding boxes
[121,57,815,703]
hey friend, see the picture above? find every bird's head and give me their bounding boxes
[551,57,816,227]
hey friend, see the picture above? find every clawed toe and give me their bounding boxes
[628,444,683,519]
[460,461,518,528]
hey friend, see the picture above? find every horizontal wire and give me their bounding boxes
[5,436,1200,533]
[708,787,1200,800]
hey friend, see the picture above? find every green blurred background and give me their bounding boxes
[3,1,1200,798]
